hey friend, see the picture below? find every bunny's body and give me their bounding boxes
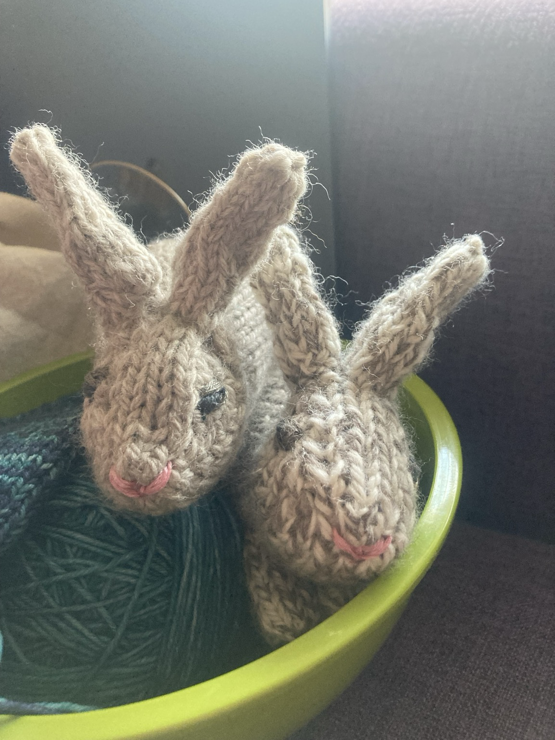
[10,127,490,643]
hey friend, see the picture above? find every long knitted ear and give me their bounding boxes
[250,225,341,389]
[346,235,491,398]
[10,125,162,332]
[169,143,307,329]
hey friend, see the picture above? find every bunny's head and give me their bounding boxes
[10,126,307,514]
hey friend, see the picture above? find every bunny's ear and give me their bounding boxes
[10,125,163,332]
[168,143,307,330]
[346,236,491,398]
[251,225,342,389]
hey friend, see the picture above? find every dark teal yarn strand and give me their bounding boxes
[0,458,261,710]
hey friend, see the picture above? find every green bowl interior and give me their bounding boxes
[0,353,461,740]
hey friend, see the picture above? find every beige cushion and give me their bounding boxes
[0,242,93,383]
[0,193,60,251]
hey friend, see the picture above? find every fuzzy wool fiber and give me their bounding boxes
[8,125,491,650]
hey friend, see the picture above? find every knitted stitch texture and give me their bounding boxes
[240,226,490,642]
[0,394,81,554]
[10,127,296,516]
[9,126,491,644]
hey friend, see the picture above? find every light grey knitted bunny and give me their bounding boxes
[9,126,490,645]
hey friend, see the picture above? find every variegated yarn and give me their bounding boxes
[9,126,490,648]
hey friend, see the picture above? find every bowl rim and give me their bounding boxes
[0,354,461,737]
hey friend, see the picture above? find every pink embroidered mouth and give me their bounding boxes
[109,461,173,498]
[332,529,392,561]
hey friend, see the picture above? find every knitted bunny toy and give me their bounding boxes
[9,126,490,644]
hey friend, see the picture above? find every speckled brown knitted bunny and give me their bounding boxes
[10,126,490,644]
[241,226,489,641]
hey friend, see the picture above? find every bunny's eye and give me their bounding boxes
[197,387,226,420]
[82,366,110,399]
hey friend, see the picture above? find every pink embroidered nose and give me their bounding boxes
[332,529,392,561]
[109,461,173,498]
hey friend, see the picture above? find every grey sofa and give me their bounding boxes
[291,1,555,737]
[1,0,553,736]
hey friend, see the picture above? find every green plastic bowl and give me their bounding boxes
[0,352,461,740]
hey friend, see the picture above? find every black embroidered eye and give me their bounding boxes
[197,387,226,419]
[275,418,302,451]
[82,366,109,399]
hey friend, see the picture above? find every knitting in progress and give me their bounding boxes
[0,124,490,710]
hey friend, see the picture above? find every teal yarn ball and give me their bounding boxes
[0,458,263,709]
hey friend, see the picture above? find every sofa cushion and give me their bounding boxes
[293,522,555,739]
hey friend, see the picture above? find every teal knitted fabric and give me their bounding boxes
[0,395,82,555]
